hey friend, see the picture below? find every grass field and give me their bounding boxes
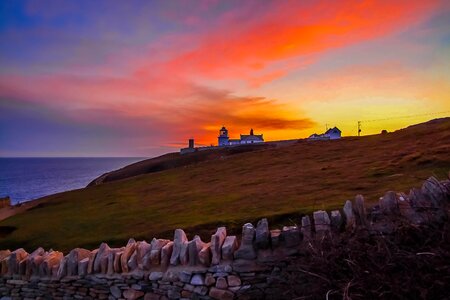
[0,118,449,253]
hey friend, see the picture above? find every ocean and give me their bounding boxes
[0,157,146,204]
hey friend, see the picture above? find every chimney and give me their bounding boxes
[189,139,194,149]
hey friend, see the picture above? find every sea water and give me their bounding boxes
[0,157,146,204]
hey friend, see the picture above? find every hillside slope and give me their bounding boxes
[87,143,278,186]
[0,118,449,252]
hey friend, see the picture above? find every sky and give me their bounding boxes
[0,0,449,157]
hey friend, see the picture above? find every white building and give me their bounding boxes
[218,127,264,146]
[308,127,341,140]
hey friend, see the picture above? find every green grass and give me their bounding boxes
[0,118,449,253]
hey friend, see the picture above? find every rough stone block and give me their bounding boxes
[209,287,234,300]
[211,227,227,265]
[234,223,256,260]
[301,216,311,239]
[170,229,188,266]
[121,239,136,273]
[221,236,238,261]
[161,241,173,268]
[187,235,204,266]
[190,274,205,286]
[255,218,270,249]
[215,277,228,289]
[343,200,355,230]
[354,194,368,226]
[198,243,211,266]
[227,275,241,287]
[313,210,331,233]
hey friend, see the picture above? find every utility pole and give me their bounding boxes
[358,121,361,136]
[325,123,329,131]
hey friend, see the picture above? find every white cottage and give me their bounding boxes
[308,127,341,140]
[218,127,264,146]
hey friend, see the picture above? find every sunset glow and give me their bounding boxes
[1,0,449,156]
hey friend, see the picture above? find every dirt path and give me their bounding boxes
[0,200,41,222]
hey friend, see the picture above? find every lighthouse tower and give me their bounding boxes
[218,126,229,146]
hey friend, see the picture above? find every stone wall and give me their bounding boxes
[0,176,449,300]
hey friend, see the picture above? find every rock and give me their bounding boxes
[255,218,270,249]
[94,243,111,274]
[78,257,89,276]
[40,250,63,277]
[205,273,215,286]
[227,275,241,287]
[221,236,238,261]
[7,248,28,275]
[0,250,11,275]
[234,223,256,260]
[198,243,211,266]
[330,210,342,232]
[113,250,123,273]
[121,239,136,273]
[87,249,98,274]
[25,247,44,277]
[136,241,151,269]
[193,285,209,296]
[313,210,331,234]
[211,227,227,265]
[123,288,144,300]
[343,200,355,230]
[270,229,281,247]
[179,271,192,283]
[110,285,122,298]
[67,248,90,276]
[215,277,228,289]
[170,229,188,266]
[354,195,368,227]
[146,238,169,267]
[163,270,179,282]
[127,250,138,272]
[380,191,399,215]
[144,292,161,300]
[281,226,301,247]
[301,216,312,239]
[190,273,205,285]
[179,240,189,265]
[56,256,68,279]
[188,235,204,266]
[161,241,174,268]
[181,290,192,298]
[149,271,163,281]
[209,287,234,300]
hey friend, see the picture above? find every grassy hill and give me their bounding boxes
[0,118,449,253]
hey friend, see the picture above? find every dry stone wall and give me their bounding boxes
[0,176,449,300]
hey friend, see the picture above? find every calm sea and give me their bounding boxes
[0,157,146,204]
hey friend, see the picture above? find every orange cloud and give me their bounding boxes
[142,0,440,86]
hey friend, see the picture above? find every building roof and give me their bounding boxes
[325,127,341,134]
[240,134,264,141]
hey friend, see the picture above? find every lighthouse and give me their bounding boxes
[218,126,229,146]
